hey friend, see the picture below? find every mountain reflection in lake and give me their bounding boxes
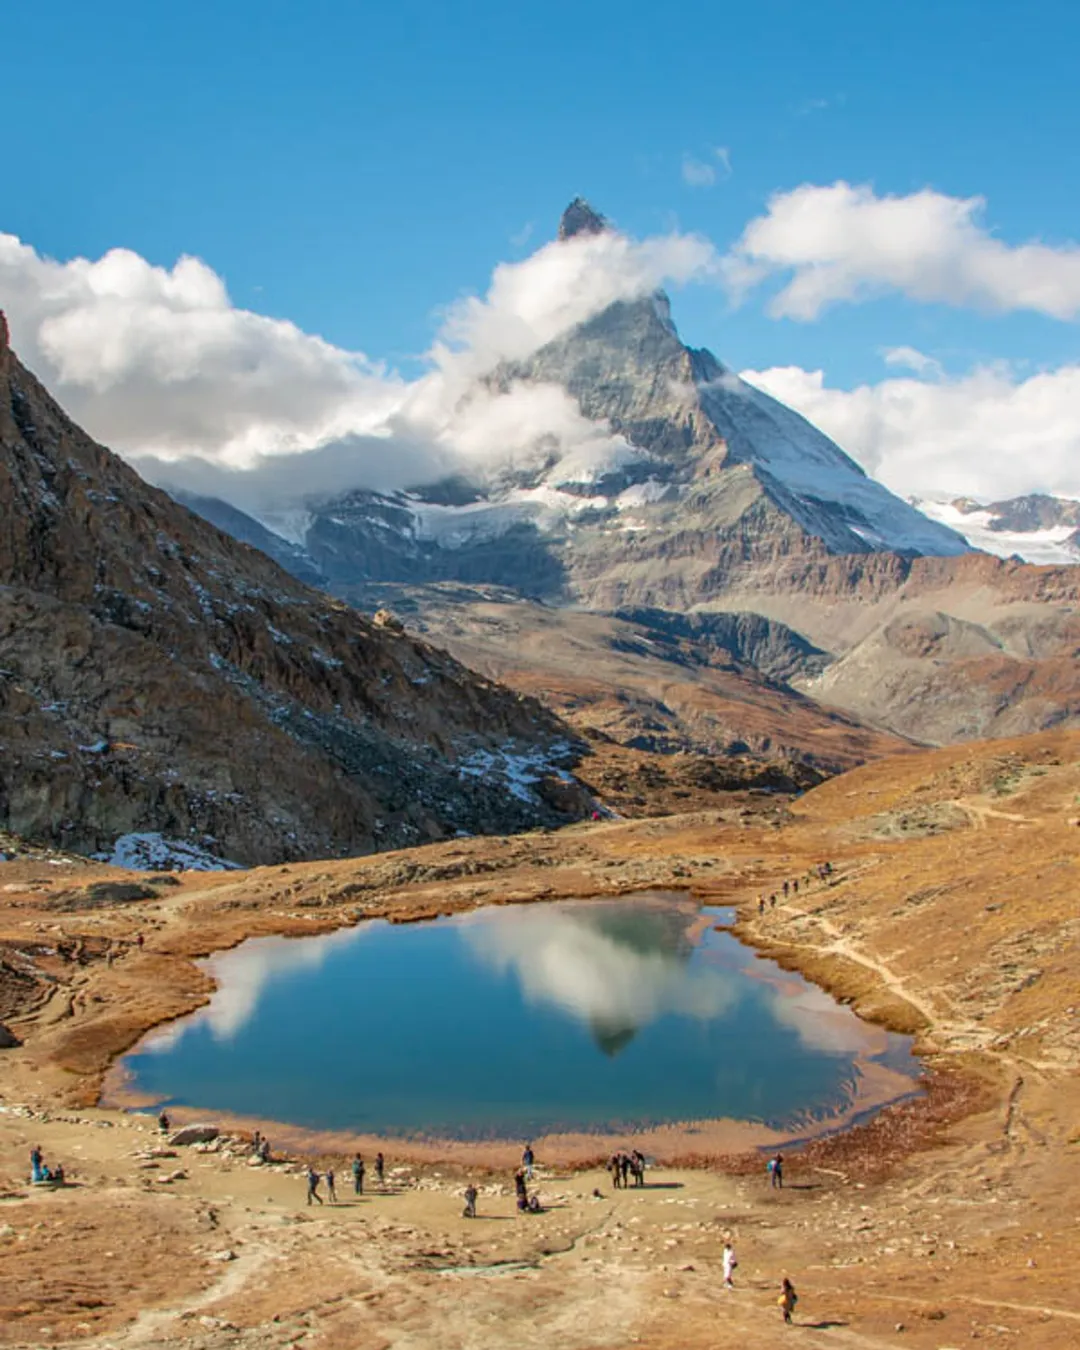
[119,892,917,1140]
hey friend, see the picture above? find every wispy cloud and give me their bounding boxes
[681,155,717,188]
[681,146,732,188]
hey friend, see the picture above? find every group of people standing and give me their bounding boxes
[607,1148,646,1188]
[305,1150,385,1205]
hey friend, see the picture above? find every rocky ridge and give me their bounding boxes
[0,313,588,865]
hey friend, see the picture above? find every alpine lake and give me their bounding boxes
[113,891,919,1147]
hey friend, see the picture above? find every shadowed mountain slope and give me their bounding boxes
[0,313,587,865]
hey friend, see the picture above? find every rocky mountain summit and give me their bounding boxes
[168,203,1080,750]
[0,312,588,865]
[195,201,967,607]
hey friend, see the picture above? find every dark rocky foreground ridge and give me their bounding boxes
[0,313,588,865]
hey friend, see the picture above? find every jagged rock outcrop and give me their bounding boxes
[0,314,587,864]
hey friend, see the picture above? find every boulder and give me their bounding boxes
[169,1124,219,1147]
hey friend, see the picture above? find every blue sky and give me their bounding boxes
[4,0,1080,503]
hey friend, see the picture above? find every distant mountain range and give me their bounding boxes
[915,493,1080,565]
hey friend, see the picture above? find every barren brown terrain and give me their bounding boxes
[2,730,1079,1348]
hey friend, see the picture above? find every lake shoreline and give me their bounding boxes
[95,888,939,1173]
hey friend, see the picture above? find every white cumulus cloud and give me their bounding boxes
[725,182,1080,319]
[1,219,719,508]
[742,360,1080,501]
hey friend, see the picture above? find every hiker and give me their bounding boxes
[526,1193,543,1213]
[608,1153,622,1189]
[352,1154,365,1195]
[722,1241,737,1289]
[375,1152,385,1189]
[325,1166,337,1204]
[793,878,799,895]
[157,1111,170,1134]
[30,1146,42,1176]
[782,880,789,897]
[770,893,776,909]
[259,1137,271,1163]
[631,1150,646,1187]
[514,1167,528,1200]
[758,896,766,916]
[462,1183,478,1218]
[619,1153,631,1187]
[306,1167,323,1205]
[252,1130,262,1155]
[778,1277,798,1324]
[522,1143,535,1181]
[768,1153,784,1189]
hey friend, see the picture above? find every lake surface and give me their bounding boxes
[118,892,917,1140]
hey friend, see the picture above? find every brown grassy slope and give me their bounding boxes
[2,732,1080,1348]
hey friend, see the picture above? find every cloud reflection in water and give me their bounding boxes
[458,902,736,1055]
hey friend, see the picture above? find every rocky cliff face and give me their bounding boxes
[0,314,586,865]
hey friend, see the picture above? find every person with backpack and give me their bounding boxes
[305,1167,323,1206]
[778,1277,798,1323]
[767,1153,784,1189]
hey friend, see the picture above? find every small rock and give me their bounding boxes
[210,1248,237,1262]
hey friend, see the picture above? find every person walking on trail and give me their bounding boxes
[306,1167,323,1206]
[766,1153,784,1189]
[722,1242,737,1289]
[522,1143,535,1181]
[325,1166,337,1204]
[770,894,776,909]
[462,1183,478,1218]
[778,1277,798,1324]
[375,1152,385,1189]
[352,1154,365,1195]
[793,877,799,895]
[758,896,766,916]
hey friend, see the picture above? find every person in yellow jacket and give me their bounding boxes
[778,1277,798,1324]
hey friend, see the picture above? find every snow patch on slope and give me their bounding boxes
[457,743,572,804]
[99,832,243,872]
